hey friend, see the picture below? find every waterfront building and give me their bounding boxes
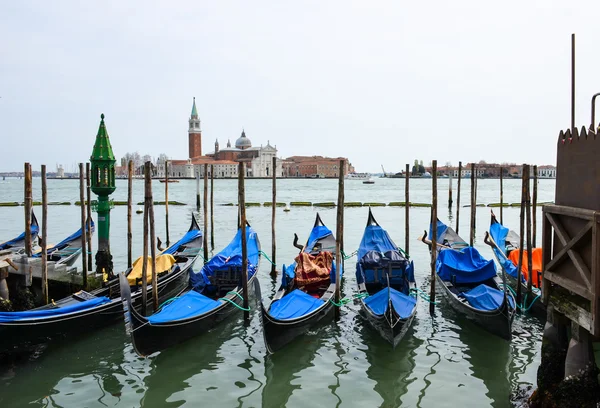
[282,156,354,178]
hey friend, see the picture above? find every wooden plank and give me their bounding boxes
[544,218,592,273]
[546,213,592,288]
[544,270,593,300]
[550,293,593,333]
[544,204,595,220]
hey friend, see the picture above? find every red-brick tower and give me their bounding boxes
[188,97,202,158]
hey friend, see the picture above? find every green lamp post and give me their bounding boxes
[90,113,116,281]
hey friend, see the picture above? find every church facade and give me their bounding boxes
[155,98,283,178]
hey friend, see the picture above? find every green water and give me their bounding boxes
[0,177,550,407]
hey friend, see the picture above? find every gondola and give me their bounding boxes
[485,211,544,316]
[0,210,39,252]
[260,213,341,353]
[356,209,417,346]
[120,223,261,356]
[0,216,202,350]
[422,218,516,340]
[31,219,95,266]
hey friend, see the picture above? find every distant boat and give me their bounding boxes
[159,179,179,183]
[363,178,375,184]
[345,173,370,181]
[136,208,143,214]
[283,205,291,212]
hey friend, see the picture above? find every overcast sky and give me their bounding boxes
[1,1,599,173]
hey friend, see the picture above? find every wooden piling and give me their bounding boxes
[448,172,453,209]
[127,160,133,268]
[196,169,201,212]
[24,162,32,257]
[430,160,438,315]
[469,163,476,247]
[141,162,150,316]
[86,163,93,271]
[532,165,538,247]
[210,164,214,251]
[79,163,88,289]
[456,161,462,234]
[525,165,533,294]
[41,164,48,305]
[271,157,277,277]
[335,159,344,319]
[405,163,409,255]
[238,162,249,321]
[148,163,158,311]
[203,164,209,263]
[165,160,170,247]
[500,166,504,224]
[516,164,527,306]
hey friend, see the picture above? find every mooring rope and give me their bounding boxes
[499,283,541,312]
[410,288,438,305]
[341,249,358,260]
[220,291,250,311]
[258,250,276,266]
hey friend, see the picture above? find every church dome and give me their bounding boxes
[235,130,252,150]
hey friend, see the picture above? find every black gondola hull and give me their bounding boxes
[125,274,258,356]
[261,298,334,353]
[436,274,514,340]
[359,301,416,347]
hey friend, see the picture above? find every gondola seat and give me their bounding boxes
[269,289,324,320]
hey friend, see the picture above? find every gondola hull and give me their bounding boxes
[124,274,258,356]
[359,301,416,347]
[436,274,514,340]
[0,257,191,350]
[261,292,335,354]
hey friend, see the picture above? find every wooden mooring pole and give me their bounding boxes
[203,164,209,263]
[238,162,249,321]
[148,164,158,312]
[165,160,170,247]
[41,164,48,305]
[500,166,504,225]
[456,161,462,234]
[79,163,88,289]
[448,172,453,209]
[405,163,410,255]
[532,165,538,247]
[196,169,201,212]
[210,164,214,251]
[24,162,32,257]
[271,157,277,277]
[469,163,476,247]
[525,165,533,294]
[516,164,527,306]
[141,162,150,316]
[430,160,438,315]
[335,159,344,319]
[86,163,93,271]
[127,160,133,268]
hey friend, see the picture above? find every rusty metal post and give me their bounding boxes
[430,160,438,315]
[456,161,462,234]
[41,165,48,304]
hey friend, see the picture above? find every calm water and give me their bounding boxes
[0,177,553,408]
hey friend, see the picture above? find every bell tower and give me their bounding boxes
[188,97,202,158]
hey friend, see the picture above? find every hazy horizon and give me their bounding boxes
[2,1,600,173]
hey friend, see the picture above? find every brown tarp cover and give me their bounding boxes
[508,247,542,288]
[127,254,176,285]
[294,251,332,287]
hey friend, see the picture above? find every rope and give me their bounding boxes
[410,288,438,305]
[329,297,352,307]
[258,250,276,266]
[341,250,358,260]
[158,297,179,310]
[499,283,541,312]
[219,291,250,311]
[353,293,370,300]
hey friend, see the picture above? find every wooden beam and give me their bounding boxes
[544,204,595,220]
[550,294,592,333]
[546,213,592,288]
[544,270,593,300]
[592,214,600,335]
[541,206,553,304]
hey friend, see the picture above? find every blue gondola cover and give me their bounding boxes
[147,291,222,323]
[0,222,40,251]
[32,220,95,258]
[489,220,520,280]
[163,228,203,255]
[0,296,110,322]
[269,289,324,320]
[363,287,416,318]
[306,225,333,251]
[436,247,497,283]
[190,226,259,290]
[428,219,449,243]
[462,284,512,311]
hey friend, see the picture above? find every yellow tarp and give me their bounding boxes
[127,254,176,285]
